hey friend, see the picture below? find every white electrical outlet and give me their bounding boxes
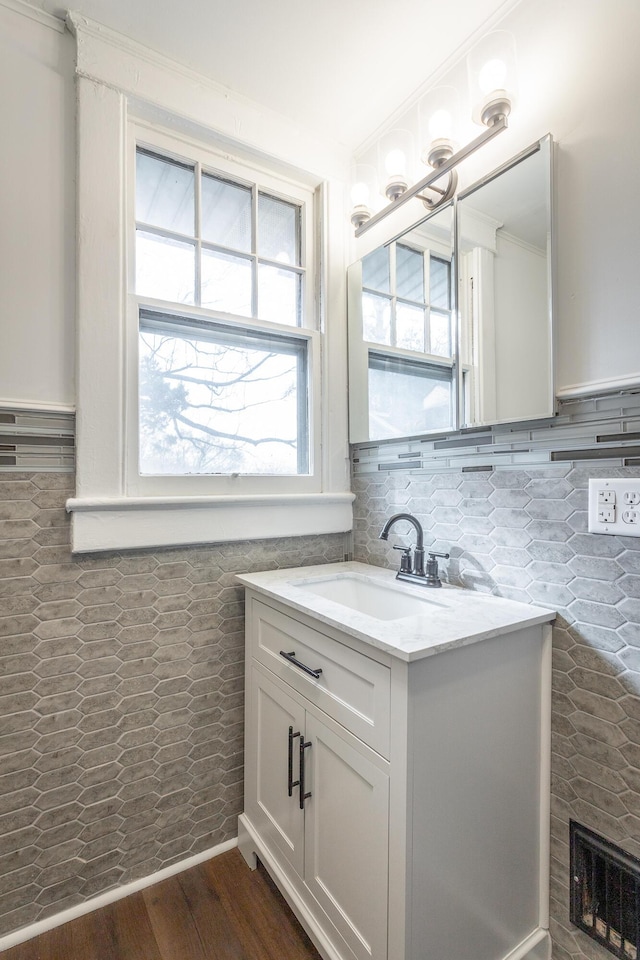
[588,479,640,537]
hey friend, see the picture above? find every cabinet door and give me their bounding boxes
[304,714,389,960]
[248,668,306,877]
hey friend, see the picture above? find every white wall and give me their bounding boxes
[0,2,76,410]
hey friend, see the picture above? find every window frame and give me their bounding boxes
[67,45,352,554]
[125,121,322,498]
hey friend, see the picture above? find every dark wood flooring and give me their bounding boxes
[3,849,322,960]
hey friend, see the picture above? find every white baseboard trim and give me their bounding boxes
[0,837,237,952]
[502,927,551,960]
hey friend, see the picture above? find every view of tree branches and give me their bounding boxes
[139,332,302,475]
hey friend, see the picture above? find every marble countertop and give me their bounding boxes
[236,561,555,662]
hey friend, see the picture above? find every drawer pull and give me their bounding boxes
[279,650,323,680]
[299,736,312,809]
[288,725,300,797]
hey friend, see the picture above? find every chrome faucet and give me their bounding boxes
[379,513,449,587]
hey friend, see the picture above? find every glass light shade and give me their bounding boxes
[478,58,508,95]
[378,129,415,201]
[418,87,461,166]
[350,181,370,207]
[428,109,453,141]
[350,163,378,228]
[384,148,407,179]
[467,31,517,126]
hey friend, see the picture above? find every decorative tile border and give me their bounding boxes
[0,409,75,473]
[352,390,640,475]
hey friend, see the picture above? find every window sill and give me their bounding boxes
[65,493,355,553]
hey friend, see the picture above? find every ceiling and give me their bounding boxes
[35,0,520,150]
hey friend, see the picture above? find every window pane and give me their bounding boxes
[430,256,450,309]
[136,150,194,236]
[362,246,390,294]
[362,292,391,344]
[430,310,452,358]
[201,174,252,252]
[396,244,424,302]
[396,302,425,352]
[139,317,308,476]
[201,249,252,317]
[368,354,452,440]
[258,264,301,326]
[258,194,300,265]
[136,230,196,304]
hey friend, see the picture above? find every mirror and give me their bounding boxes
[348,204,456,443]
[347,135,554,443]
[457,134,553,427]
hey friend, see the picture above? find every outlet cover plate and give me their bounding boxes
[588,479,640,537]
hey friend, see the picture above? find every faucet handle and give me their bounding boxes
[393,545,413,574]
[425,551,449,587]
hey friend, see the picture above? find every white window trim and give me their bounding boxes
[67,16,353,553]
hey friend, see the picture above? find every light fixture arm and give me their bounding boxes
[354,115,508,238]
[417,168,458,209]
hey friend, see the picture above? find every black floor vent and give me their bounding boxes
[570,821,640,959]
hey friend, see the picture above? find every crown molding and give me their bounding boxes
[66,10,350,182]
[0,0,64,32]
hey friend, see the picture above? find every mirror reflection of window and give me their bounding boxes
[368,354,453,441]
[361,243,453,359]
[347,202,456,443]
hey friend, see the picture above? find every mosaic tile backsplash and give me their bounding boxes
[0,473,346,938]
[352,464,640,960]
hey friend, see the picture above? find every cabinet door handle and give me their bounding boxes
[299,736,312,809]
[288,725,300,797]
[279,650,323,680]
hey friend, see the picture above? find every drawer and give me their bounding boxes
[248,597,390,758]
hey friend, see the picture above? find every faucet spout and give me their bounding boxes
[378,513,425,579]
[379,512,424,550]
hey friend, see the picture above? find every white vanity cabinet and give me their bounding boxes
[237,564,554,960]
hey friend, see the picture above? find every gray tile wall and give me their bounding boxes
[353,464,640,960]
[0,473,346,937]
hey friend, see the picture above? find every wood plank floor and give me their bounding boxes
[3,849,322,960]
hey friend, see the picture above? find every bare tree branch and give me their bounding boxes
[173,413,295,447]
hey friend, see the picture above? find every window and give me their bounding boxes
[360,239,455,440]
[131,138,316,487]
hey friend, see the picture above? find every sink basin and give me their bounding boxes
[293,573,441,621]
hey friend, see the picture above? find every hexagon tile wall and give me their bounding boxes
[0,473,346,937]
[353,464,640,960]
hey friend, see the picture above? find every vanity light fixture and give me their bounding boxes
[350,32,517,237]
